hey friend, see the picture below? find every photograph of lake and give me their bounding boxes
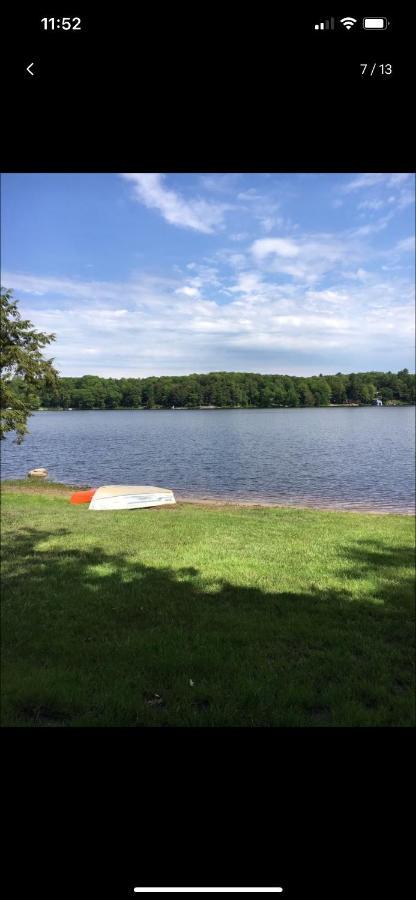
[1,171,415,728]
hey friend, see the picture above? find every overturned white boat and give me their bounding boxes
[89,485,176,511]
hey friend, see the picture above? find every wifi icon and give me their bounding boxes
[340,16,357,29]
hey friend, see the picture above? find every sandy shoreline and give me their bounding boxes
[176,494,414,515]
[1,481,414,516]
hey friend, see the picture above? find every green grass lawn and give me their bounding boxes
[1,480,415,727]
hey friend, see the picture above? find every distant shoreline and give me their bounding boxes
[34,403,415,412]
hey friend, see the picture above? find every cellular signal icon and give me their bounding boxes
[314,17,335,30]
[340,17,357,29]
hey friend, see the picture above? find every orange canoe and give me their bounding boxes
[70,488,96,504]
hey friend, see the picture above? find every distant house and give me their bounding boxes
[373,398,383,406]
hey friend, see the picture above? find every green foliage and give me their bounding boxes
[1,288,59,442]
[35,367,416,411]
[298,382,316,407]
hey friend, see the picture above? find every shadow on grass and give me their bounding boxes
[341,537,414,570]
[1,526,415,727]
[337,538,415,606]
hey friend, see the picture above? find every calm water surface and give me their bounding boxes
[1,408,415,513]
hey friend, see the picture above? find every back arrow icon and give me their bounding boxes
[26,63,34,76]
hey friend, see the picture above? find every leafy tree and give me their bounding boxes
[122,380,142,408]
[144,382,156,409]
[327,375,347,404]
[359,383,377,404]
[286,387,299,407]
[260,385,275,407]
[309,377,331,406]
[347,373,362,402]
[1,288,58,442]
[36,366,415,411]
[104,379,122,408]
[184,378,202,407]
[380,386,394,402]
[298,382,315,407]
[272,383,286,407]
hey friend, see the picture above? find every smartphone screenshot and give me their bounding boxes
[1,9,414,898]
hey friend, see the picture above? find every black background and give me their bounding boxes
[2,8,415,898]
[2,9,415,171]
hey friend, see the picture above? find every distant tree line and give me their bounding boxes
[9,369,414,410]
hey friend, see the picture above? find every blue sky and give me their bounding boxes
[2,172,414,376]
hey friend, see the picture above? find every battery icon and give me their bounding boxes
[363,17,388,29]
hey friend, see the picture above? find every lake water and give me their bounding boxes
[1,408,415,513]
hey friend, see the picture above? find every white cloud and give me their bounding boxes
[4,171,414,378]
[3,220,414,377]
[397,188,415,210]
[199,174,242,193]
[120,173,229,233]
[358,199,385,211]
[230,232,249,242]
[181,262,221,288]
[260,217,278,233]
[251,238,299,259]
[249,234,359,283]
[228,254,246,269]
[395,236,415,254]
[343,268,371,281]
[175,286,200,297]
[229,272,263,293]
[343,173,413,192]
[237,189,262,201]
[306,289,349,305]
[355,183,414,217]
[349,214,393,237]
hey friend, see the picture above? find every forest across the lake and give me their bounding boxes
[10,368,415,410]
